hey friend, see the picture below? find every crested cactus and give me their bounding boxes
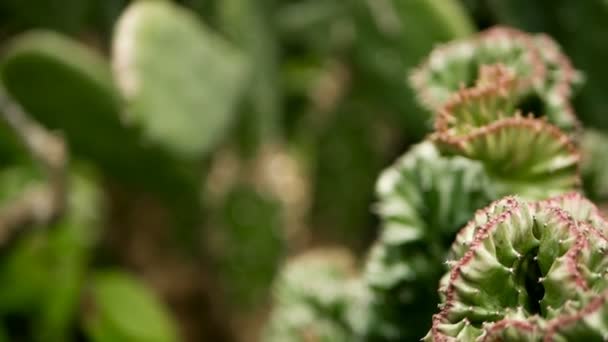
[266,26,589,341]
[430,63,580,198]
[425,192,608,341]
[358,27,582,341]
[410,26,582,132]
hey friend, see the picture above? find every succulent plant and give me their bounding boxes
[410,26,582,132]
[358,27,582,341]
[264,249,358,342]
[357,141,495,340]
[113,0,248,159]
[425,192,608,341]
[266,26,588,341]
[0,30,196,200]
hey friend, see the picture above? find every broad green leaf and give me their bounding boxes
[85,271,178,342]
[0,30,203,241]
[0,30,164,185]
[112,0,248,158]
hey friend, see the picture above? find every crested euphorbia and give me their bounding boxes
[410,26,582,132]
[360,27,582,341]
[426,192,608,341]
[431,63,580,198]
[265,26,591,342]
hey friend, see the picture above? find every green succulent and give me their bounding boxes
[410,27,582,132]
[426,192,608,341]
[358,27,581,341]
[266,26,586,341]
[357,141,495,340]
[264,249,358,342]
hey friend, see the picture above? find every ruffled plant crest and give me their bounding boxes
[426,193,608,341]
[410,26,582,132]
[265,26,587,342]
[362,26,583,340]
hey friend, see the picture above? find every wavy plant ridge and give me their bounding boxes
[410,26,581,132]
[428,62,581,199]
[363,26,583,340]
[426,193,608,341]
[265,25,587,342]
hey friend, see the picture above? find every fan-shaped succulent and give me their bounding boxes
[358,26,582,340]
[410,26,582,132]
[426,192,608,341]
[430,63,580,199]
[266,26,587,342]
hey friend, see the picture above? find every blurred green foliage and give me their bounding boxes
[85,271,179,342]
[0,0,607,341]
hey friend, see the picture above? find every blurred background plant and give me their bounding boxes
[0,0,608,341]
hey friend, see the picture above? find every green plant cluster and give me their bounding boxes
[265,25,608,341]
[426,193,608,341]
[3,1,608,341]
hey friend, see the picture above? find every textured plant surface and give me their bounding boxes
[410,26,582,132]
[6,1,608,341]
[264,249,358,342]
[357,141,495,340]
[357,26,582,341]
[426,192,608,341]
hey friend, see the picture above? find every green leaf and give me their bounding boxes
[85,271,178,342]
[0,30,203,240]
[0,167,101,341]
[0,30,174,186]
[35,167,102,342]
[112,0,248,158]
